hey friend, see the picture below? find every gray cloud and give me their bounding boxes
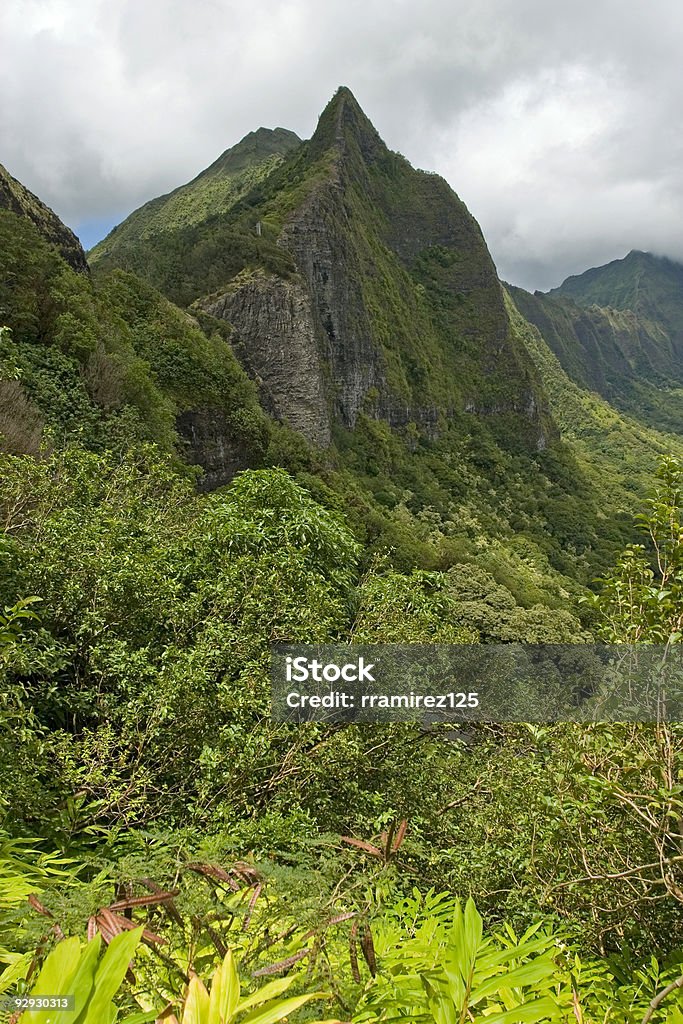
[1,0,682,289]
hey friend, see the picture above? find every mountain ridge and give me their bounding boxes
[0,161,88,273]
[92,86,553,453]
[3,97,679,592]
[89,125,302,259]
[509,248,683,434]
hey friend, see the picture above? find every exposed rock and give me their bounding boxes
[279,181,385,431]
[85,86,555,454]
[197,270,331,446]
[0,162,88,273]
[176,407,255,490]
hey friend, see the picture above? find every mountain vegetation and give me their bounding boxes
[3,87,683,1021]
[509,251,683,435]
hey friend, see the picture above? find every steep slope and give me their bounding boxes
[510,263,683,435]
[5,97,672,595]
[0,161,88,273]
[0,162,608,599]
[505,290,683,514]
[91,87,553,453]
[0,203,273,485]
[552,250,683,350]
[89,126,301,265]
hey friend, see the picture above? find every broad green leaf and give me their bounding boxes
[0,951,32,994]
[482,938,559,970]
[58,936,102,1024]
[464,897,483,959]
[21,937,84,1024]
[23,936,81,999]
[235,976,294,1014]
[483,995,560,1024]
[240,992,329,1024]
[208,949,240,1024]
[472,958,556,1003]
[423,974,457,1024]
[183,976,210,1024]
[82,928,144,1024]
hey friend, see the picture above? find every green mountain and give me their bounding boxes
[89,126,300,263]
[5,87,681,600]
[552,250,683,347]
[505,291,683,514]
[6,95,683,1000]
[91,87,552,454]
[0,205,273,485]
[509,250,683,435]
[0,161,88,273]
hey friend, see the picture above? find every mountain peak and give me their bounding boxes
[201,125,301,179]
[0,161,87,272]
[309,86,384,162]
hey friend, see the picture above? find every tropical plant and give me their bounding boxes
[178,948,339,1024]
[0,834,77,994]
[351,891,565,1023]
[588,455,683,642]
[0,598,41,661]
[11,928,153,1023]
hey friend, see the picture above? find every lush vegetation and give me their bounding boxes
[5,89,683,1023]
[2,434,683,1019]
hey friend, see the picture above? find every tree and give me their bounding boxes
[588,455,683,643]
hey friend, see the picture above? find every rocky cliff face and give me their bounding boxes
[198,269,331,444]
[509,255,683,435]
[145,87,553,451]
[0,162,88,273]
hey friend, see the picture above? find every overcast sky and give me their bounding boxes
[2,0,682,291]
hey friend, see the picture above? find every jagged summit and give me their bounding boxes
[199,126,301,180]
[0,161,87,273]
[308,86,385,163]
[89,125,301,258]
[88,88,553,451]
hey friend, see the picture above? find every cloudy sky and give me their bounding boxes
[2,0,682,290]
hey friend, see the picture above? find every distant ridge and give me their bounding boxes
[509,249,683,435]
[89,126,301,258]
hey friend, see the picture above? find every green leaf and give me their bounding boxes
[483,995,560,1024]
[239,992,329,1024]
[82,928,144,1024]
[21,937,83,1024]
[60,936,102,1024]
[183,976,210,1024]
[208,949,240,1024]
[463,897,483,959]
[235,977,294,1014]
[472,958,556,1004]
[0,952,32,994]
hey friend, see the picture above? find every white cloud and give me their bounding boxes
[1,0,682,288]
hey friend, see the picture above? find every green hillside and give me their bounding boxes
[510,270,683,435]
[553,249,683,350]
[506,290,683,508]
[0,160,88,272]
[74,87,668,589]
[88,125,300,266]
[0,208,272,486]
[91,88,552,453]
